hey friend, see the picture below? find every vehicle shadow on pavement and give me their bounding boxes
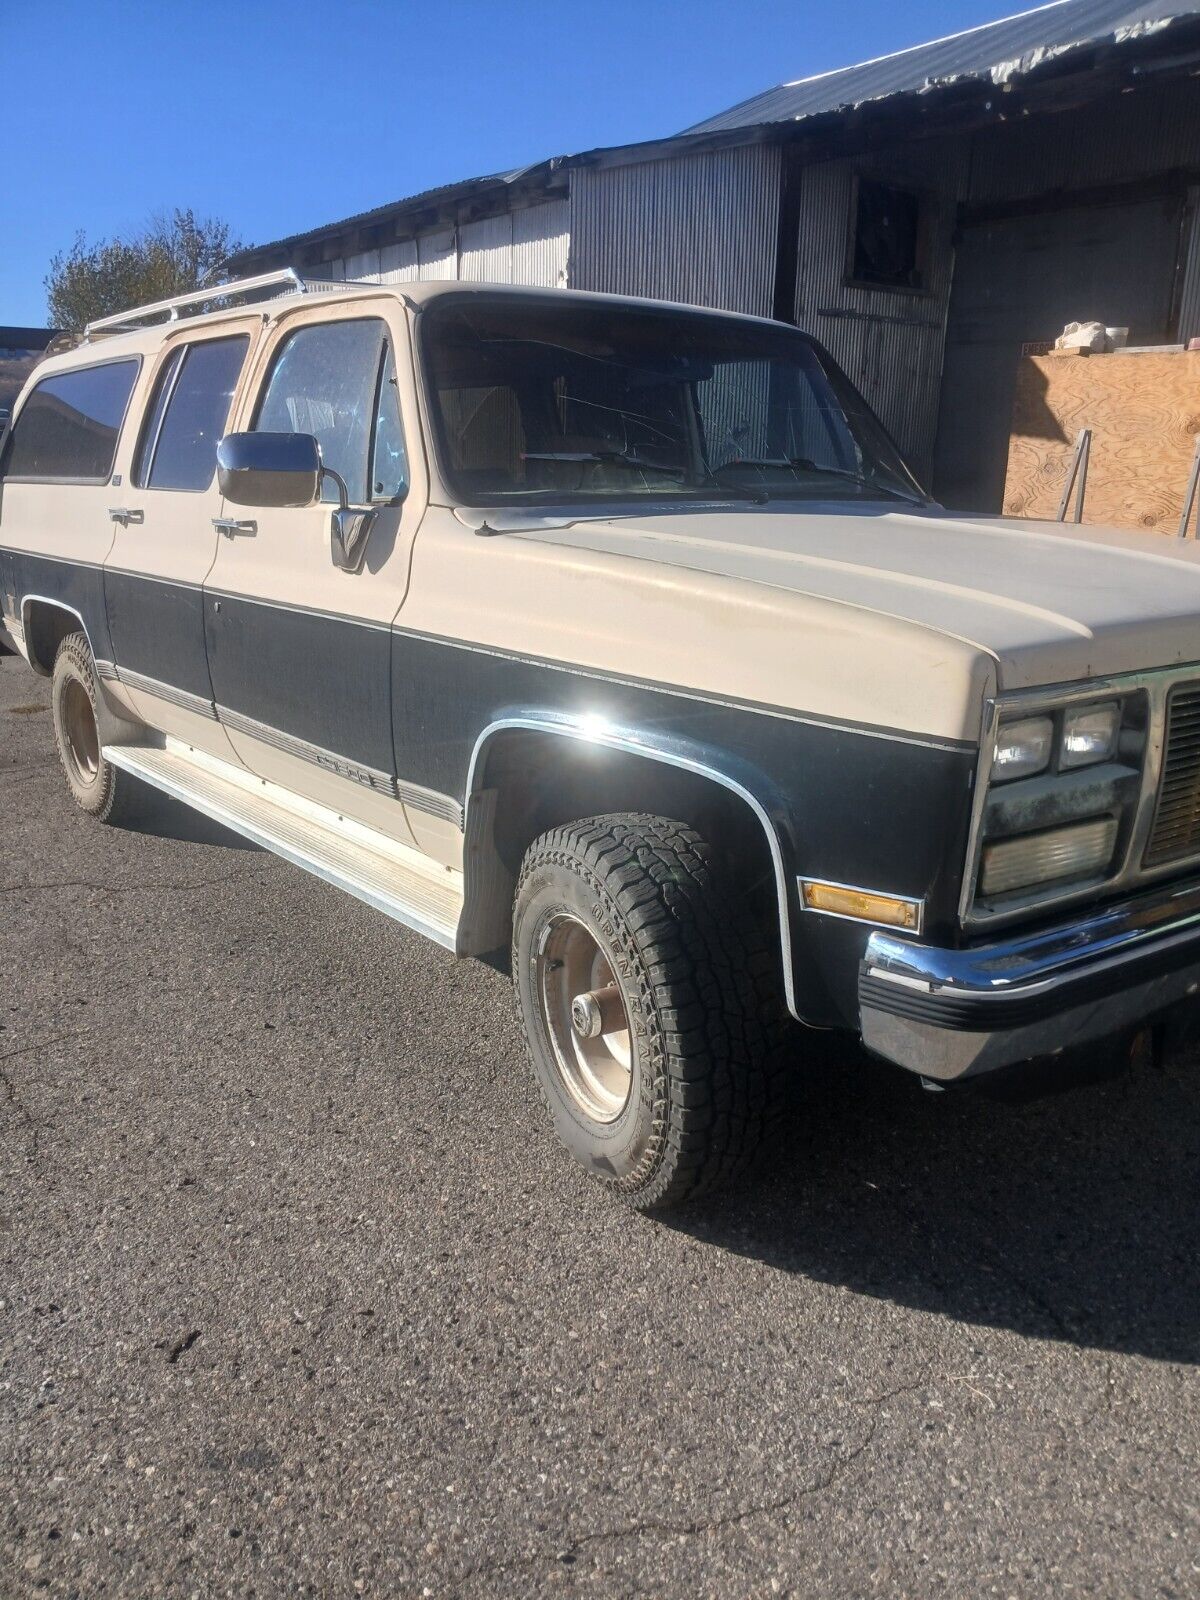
[669,1034,1200,1363]
[113,786,263,851]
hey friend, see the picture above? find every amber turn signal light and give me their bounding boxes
[800,879,922,931]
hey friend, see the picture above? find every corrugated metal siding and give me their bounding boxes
[459,214,516,282]
[417,230,457,281]
[1179,188,1200,343]
[343,247,381,280]
[967,76,1200,203]
[570,144,782,315]
[792,137,968,474]
[322,200,569,288]
[512,200,570,287]
[378,240,419,282]
[458,202,569,284]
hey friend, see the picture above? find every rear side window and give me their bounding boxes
[135,336,249,492]
[4,359,139,482]
[254,319,407,504]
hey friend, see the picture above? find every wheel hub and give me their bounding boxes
[537,916,633,1123]
[570,983,624,1041]
[61,678,100,785]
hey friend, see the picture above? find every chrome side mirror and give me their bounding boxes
[217,431,375,571]
[217,432,321,507]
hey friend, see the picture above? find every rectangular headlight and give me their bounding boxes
[980,816,1118,897]
[992,715,1054,783]
[1061,701,1120,769]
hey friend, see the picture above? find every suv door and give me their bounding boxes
[104,323,256,758]
[203,300,424,842]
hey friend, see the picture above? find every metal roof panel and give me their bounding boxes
[682,0,1200,133]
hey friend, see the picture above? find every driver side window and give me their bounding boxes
[254,318,408,504]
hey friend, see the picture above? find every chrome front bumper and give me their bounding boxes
[860,875,1200,1080]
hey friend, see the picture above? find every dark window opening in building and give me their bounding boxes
[847,178,925,292]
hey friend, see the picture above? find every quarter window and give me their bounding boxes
[254,319,407,504]
[3,359,139,481]
[372,340,408,501]
[135,336,249,492]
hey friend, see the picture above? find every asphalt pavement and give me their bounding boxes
[2,650,1198,1598]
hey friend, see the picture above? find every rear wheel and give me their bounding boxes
[512,813,793,1209]
[51,632,138,823]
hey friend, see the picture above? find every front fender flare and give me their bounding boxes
[463,712,805,1020]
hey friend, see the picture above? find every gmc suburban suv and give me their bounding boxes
[3,270,1200,1208]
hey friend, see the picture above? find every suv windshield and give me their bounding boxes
[421,294,925,509]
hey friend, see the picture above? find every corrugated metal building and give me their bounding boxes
[227,0,1200,508]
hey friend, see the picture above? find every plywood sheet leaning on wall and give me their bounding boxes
[1003,351,1200,533]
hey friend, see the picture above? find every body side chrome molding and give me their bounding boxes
[7,549,104,572]
[396,776,465,827]
[205,586,394,634]
[215,701,462,822]
[118,664,217,720]
[464,712,804,1020]
[217,701,395,794]
[104,565,204,591]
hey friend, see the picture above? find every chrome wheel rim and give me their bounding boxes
[61,678,100,785]
[537,914,633,1123]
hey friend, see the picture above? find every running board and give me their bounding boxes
[104,739,463,949]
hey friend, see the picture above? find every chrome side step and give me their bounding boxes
[104,739,463,949]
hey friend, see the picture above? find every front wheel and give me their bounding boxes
[512,813,793,1209]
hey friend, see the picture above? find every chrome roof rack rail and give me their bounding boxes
[83,268,308,339]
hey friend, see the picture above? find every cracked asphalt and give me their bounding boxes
[2,650,1200,1599]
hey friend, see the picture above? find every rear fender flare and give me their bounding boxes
[20,595,95,676]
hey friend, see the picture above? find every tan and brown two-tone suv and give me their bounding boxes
[6,270,1200,1207]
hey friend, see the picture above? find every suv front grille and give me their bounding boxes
[1146,683,1200,866]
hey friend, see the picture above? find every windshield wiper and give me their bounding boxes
[522,451,769,504]
[714,457,924,505]
[522,449,683,477]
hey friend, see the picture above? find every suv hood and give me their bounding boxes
[502,503,1200,692]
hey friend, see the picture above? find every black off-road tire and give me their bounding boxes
[51,632,139,823]
[512,813,794,1210]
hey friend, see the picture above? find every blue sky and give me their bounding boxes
[3,0,1012,326]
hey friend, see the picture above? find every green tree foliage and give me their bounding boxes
[45,209,243,333]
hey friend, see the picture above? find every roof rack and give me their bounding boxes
[83,268,310,339]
